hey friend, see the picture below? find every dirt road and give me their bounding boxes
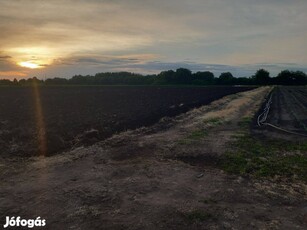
[1,87,306,229]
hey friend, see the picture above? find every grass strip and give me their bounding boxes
[219,118,307,182]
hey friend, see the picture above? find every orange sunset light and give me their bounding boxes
[19,61,42,69]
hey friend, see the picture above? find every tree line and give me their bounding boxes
[1,68,306,86]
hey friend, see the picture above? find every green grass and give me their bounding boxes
[178,118,225,145]
[229,94,240,100]
[189,130,209,139]
[219,118,307,181]
[203,117,223,126]
[178,129,208,145]
[237,116,252,128]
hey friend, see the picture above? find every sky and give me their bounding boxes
[0,0,307,79]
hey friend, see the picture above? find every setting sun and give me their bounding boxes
[19,61,41,69]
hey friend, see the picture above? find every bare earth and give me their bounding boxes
[1,87,306,229]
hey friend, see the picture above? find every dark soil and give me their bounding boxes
[1,87,306,229]
[253,86,307,139]
[0,86,254,157]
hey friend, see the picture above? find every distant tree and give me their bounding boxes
[253,69,271,85]
[25,77,43,86]
[235,77,253,85]
[155,68,192,85]
[275,70,307,85]
[175,68,192,84]
[0,79,13,85]
[70,75,88,85]
[18,79,26,85]
[292,71,307,85]
[1,68,304,86]
[218,72,235,85]
[276,70,294,85]
[45,77,68,85]
[193,71,215,85]
[13,78,18,85]
[155,70,176,84]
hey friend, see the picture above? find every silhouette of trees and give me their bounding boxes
[155,70,176,84]
[218,72,235,85]
[13,77,44,86]
[253,69,271,85]
[235,77,253,85]
[155,68,193,84]
[175,68,192,84]
[45,78,69,85]
[0,68,306,86]
[275,70,293,85]
[275,70,307,85]
[67,72,154,85]
[292,71,307,85]
[193,71,215,85]
[0,79,13,85]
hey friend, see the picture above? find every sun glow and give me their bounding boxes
[19,61,41,69]
[9,46,55,70]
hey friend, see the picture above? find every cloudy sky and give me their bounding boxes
[0,0,307,79]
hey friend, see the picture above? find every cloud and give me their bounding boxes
[53,54,157,67]
[32,54,306,78]
[0,58,29,79]
[0,0,307,78]
[0,55,17,70]
[0,55,11,59]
